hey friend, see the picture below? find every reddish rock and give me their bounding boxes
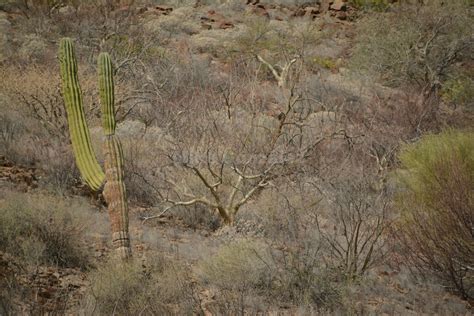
[202,10,226,23]
[305,6,320,18]
[320,0,331,12]
[218,21,234,29]
[136,6,147,14]
[293,8,305,17]
[154,5,173,15]
[336,11,348,20]
[252,5,270,18]
[331,0,347,11]
[200,16,212,22]
[201,22,212,30]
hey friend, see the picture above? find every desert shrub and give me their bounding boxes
[349,0,388,10]
[441,74,474,108]
[269,243,343,310]
[316,179,391,280]
[350,1,473,90]
[174,204,221,231]
[307,55,338,71]
[257,189,342,309]
[198,206,343,312]
[0,112,26,161]
[199,240,271,290]
[396,130,474,300]
[0,64,100,192]
[228,17,323,65]
[85,256,195,315]
[197,239,273,313]
[0,192,91,268]
[0,251,22,315]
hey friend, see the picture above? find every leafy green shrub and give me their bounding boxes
[85,256,195,315]
[396,130,474,300]
[0,193,91,268]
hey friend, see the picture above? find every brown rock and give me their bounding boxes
[252,5,269,18]
[201,22,212,30]
[293,8,305,17]
[218,21,234,29]
[154,5,173,15]
[200,16,212,22]
[330,0,347,11]
[305,6,320,18]
[136,6,147,14]
[336,11,348,20]
[320,0,331,12]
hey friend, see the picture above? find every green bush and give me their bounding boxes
[0,193,91,268]
[396,130,474,300]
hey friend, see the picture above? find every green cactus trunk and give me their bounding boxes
[59,38,105,191]
[98,52,131,259]
[59,38,131,259]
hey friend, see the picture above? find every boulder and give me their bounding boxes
[320,0,331,12]
[154,5,173,15]
[218,21,234,29]
[330,0,347,11]
[305,6,320,18]
[251,4,270,18]
[58,5,75,15]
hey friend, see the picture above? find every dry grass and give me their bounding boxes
[84,255,196,315]
[0,191,92,269]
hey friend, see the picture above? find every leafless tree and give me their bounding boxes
[315,179,391,279]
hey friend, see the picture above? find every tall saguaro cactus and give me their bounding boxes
[59,38,131,259]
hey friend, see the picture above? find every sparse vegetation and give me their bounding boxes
[84,256,195,315]
[351,1,473,90]
[349,0,389,11]
[0,0,472,314]
[0,192,91,268]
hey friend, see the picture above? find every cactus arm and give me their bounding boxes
[98,52,131,259]
[98,52,115,135]
[59,38,105,191]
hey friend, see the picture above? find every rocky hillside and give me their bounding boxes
[1,0,473,314]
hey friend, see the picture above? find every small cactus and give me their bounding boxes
[59,38,131,259]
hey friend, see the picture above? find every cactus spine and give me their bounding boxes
[59,38,131,259]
